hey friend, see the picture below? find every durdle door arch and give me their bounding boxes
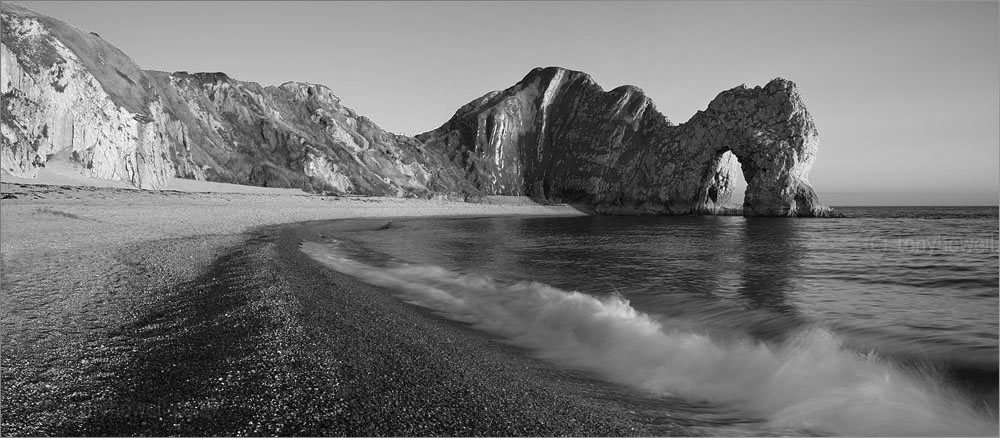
[689,78,833,217]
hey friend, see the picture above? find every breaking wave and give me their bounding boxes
[301,241,998,436]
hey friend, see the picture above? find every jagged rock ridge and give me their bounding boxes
[1,3,476,197]
[1,3,834,216]
[419,67,835,217]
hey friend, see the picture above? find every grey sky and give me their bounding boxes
[13,1,1000,205]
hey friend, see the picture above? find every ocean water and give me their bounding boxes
[301,206,999,436]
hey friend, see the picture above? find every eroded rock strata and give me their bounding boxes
[419,67,835,217]
[1,3,834,216]
[1,3,475,197]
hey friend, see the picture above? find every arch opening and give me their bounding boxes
[703,150,746,214]
[729,154,747,207]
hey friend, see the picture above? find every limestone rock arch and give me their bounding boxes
[690,78,832,217]
[418,67,838,217]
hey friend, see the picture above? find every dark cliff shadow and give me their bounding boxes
[563,202,598,215]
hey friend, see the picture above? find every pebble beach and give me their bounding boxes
[0,178,684,435]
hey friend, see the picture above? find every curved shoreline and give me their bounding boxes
[1,183,678,435]
[275,221,668,436]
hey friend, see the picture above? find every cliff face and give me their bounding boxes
[1,4,173,188]
[419,67,835,217]
[1,3,477,197]
[1,3,834,216]
[149,73,474,196]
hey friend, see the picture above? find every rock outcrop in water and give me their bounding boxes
[1,3,835,215]
[419,67,835,217]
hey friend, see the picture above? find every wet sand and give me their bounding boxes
[0,181,674,435]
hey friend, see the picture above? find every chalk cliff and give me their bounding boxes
[1,4,172,188]
[1,3,476,197]
[419,67,835,217]
[1,3,835,216]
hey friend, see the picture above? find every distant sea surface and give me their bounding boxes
[302,206,999,436]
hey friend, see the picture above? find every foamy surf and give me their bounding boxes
[301,241,999,436]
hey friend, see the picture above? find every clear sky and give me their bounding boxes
[13,0,1000,205]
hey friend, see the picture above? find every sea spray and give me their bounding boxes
[302,241,999,436]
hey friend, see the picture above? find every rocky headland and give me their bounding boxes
[1,2,835,216]
[419,68,834,216]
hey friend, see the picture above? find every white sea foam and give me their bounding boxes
[301,241,999,436]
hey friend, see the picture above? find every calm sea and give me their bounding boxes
[302,206,999,436]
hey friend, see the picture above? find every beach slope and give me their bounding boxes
[0,181,673,435]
